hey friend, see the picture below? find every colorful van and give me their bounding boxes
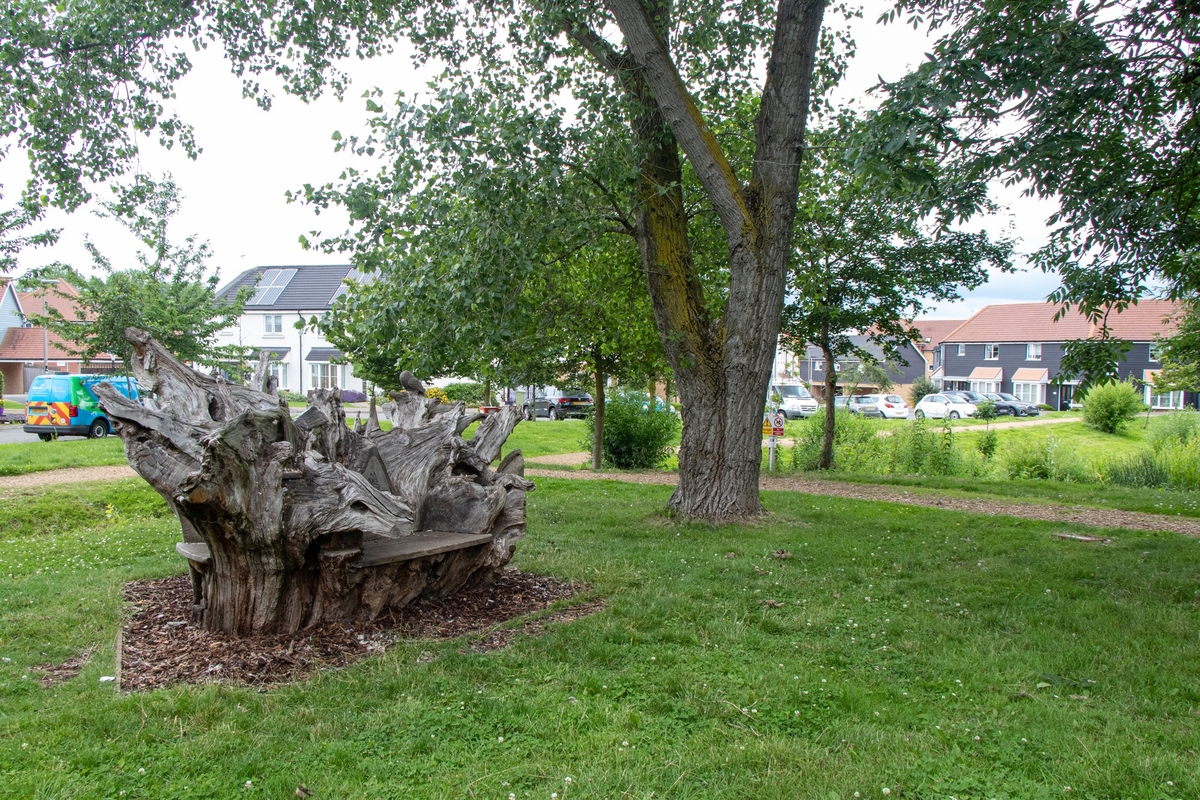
[24,374,139,440]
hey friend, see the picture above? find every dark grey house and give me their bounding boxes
[791,335,927,398]
[936,299,1196,410]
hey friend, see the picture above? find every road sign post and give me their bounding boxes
[763,412,786,471]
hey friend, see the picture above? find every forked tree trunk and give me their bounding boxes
[565,0,827,521]
[96,328,532,636]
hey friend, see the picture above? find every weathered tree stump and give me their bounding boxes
[95,328,532,636]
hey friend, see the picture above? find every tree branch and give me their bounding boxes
[604,0,756,250]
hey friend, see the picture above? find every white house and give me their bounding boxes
[216,265,368,395]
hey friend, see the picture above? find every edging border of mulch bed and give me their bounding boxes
[106,569,599,692]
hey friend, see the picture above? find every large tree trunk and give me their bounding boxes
[600,0,827,521]
[96,328,531,636]
[819,341,837,470]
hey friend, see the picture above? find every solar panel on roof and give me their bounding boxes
[247,268,297,305]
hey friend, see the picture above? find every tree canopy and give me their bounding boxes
[782,114,1012,468]
[28,177,248,367]
[872,0,1200,382]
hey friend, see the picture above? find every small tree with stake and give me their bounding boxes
[975,399,998,459]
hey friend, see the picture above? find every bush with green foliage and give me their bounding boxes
[584,393,680,469]
[278,390,306,404]
[907,375,935,407]
[443,381,488,406]
[1002,437,1095,482]
[790,410,884,471]
[1082,380,1144,433]
[885,418,965,476]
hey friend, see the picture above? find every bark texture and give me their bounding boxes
[600,0,828,521]
[96,328,531,636]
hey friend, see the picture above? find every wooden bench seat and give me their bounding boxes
[358,531,493,567]
[175,531,492,570]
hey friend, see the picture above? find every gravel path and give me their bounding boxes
[525,468,1200,536]
[0,464,135,491]
[9,458,1196,537]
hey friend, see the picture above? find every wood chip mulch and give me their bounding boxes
[116,570,593,692]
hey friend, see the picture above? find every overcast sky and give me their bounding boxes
[3,1,1064,321]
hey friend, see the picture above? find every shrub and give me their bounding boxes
[340,389,367,403]
[584,393,680,469]
[425,386,450,404]
[1037,403,1054,411]
[278,390,306,404]
[977,430,999,459]
[1081,380,1144,433]
[443,381,489,406]
[790,410,886,472]
[1002,437,1094,482]
[1145,409,1200,452]
[908,375,935,407]
[885,418,972,477]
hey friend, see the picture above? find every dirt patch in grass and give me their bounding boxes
[118,570,592,691]
[35,646,95,687]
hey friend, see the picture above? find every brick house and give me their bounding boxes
[935,299,1196,410]
[0,278,115,394]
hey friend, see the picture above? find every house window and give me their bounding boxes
[956,344,965,357]
[1145,387,1183,409]
[970,380,1000,394]
[984,343,1000,360]
[1149,342,1163,363]
[1025,343,1042,361]
[1013,382,1045,404]
[813,360,824,372]
[933,349,942,368]
[311,363,339,390]
[267,361,288,390]
[834,362,842,372]
[264,314,283,334]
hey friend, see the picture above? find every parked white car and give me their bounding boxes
[770,382,819,419]
[873,394,911,419]
[914,393,977,420]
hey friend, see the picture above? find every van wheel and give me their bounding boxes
[38,433,53,442]
[88,419,109,439]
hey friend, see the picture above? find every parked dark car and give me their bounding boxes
[983,392,1040,417]
[945,390,990,406]
[523,387,593,420]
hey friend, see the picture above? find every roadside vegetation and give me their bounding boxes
[783,410,1200,496]
[1,477,1198,797]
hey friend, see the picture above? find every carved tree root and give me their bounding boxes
[96,328,531,636]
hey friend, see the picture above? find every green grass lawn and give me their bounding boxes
[1,477,1198,797]
[808,472,1200,518]
[0,437,129,476]
[956,420,1146,461]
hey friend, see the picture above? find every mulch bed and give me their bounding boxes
[114,570,593,692]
